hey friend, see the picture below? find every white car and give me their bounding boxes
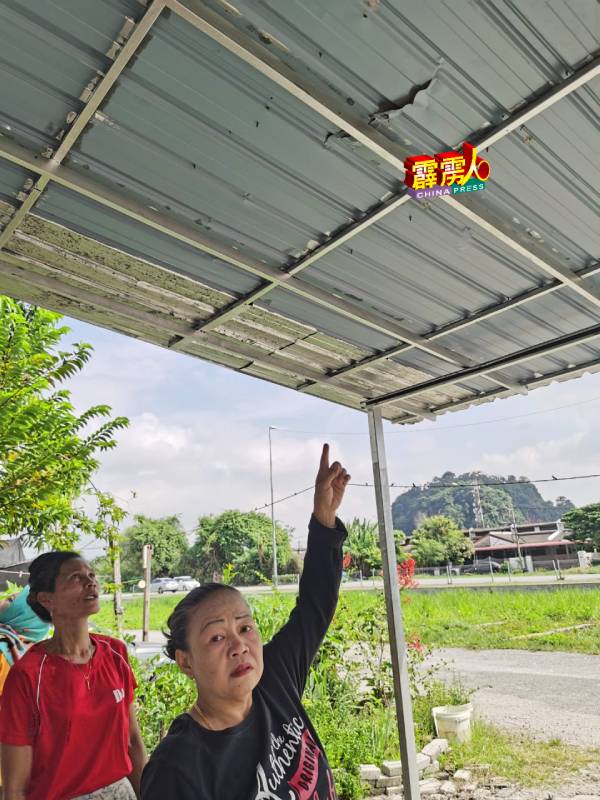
[173,575,200,591]
[150,577,178,594]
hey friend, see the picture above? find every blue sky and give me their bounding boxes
[62,316,600,551]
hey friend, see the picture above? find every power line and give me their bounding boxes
[251,485,314,513]
[248,472,600,513]
[349,472,600,489]
[270,394,600,436]
[404,472,600,488]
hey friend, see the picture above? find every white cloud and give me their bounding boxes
[60,317,600,558]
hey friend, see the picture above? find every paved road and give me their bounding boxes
[105,572,600,603]
[432,647,600,748]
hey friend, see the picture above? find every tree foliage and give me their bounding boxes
[410,515,474,567]
[120,515,189,581]
[0,297,129,548]
[342,518,406,576]
[562,503,600,550]
[183,510,297,585]
[392,471,574,534]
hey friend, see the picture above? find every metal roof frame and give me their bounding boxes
[366,321,600,409]
[0,0,598,424]
[167,0,600,313]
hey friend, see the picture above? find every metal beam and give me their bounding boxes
[368,407,421,800]
[0,253,433,421]
[1,4,598,387]
[391,356,600,424]
[297,262,600,389]
[164,0,600,318]
[365,323,600,409]
[0,0,166,250]
[0,137,480,370]
[442,195,600,309]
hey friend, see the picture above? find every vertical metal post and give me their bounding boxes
[142,544,153,643]
[368,408,420,800]
[268,426,278,587]
[110,533,123,635]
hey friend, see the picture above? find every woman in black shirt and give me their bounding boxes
[141,444,350,800]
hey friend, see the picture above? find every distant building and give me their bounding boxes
[464,520,581,568]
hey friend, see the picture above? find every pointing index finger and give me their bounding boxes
[319,443,329,474]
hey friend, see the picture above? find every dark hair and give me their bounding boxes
[165,583,240,660]
[27,551,81,622]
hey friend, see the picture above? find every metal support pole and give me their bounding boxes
[368,407,420,800]
[268,426,278,587]
[109,533,124,635]
[142,544,153,643]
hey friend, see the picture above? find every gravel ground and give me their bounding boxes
[431,648,600,748]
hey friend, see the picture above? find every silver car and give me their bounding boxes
[173,575,200,591]
[150,577,178,594]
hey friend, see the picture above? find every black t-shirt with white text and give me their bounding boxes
[141,515,347,800]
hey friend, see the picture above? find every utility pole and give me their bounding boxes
[268,426,278,588]
[109,532,123,635]
[472,477,485,528]
[142,544,152,643]
[507,498,523,570]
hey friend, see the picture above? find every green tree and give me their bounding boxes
[343,518,381,576]
[121,515,189,581]
[0,298,128,549]
[343,520,408,576]
[411,515,474,567]
[562,503,600,550]
[185,510,295,585]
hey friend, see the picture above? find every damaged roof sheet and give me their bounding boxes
[0,0,599,424]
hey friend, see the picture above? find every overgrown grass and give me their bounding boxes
[97,587,600,653]
[442,721,600,787]
[406,588,600,653]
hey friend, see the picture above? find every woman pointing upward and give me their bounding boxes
[142,443,351,800]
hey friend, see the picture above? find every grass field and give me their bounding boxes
[95,586,600,653]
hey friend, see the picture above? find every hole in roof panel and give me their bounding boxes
[69,9,398,263]
[36,184,262,296]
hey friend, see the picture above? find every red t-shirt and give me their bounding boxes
[0,634,136,800]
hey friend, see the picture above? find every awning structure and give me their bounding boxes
[1,2,599,797]
[0,0,599,426]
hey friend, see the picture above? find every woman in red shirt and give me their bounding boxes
[0,552,147,800]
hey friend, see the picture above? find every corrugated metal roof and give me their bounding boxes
[0,0,599,424]
[0,0,143,150]
[37,184,262,295]
[0,162,28,207]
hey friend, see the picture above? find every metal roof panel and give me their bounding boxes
[36,184,262,295]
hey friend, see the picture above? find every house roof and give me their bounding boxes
[0,0,599,423]
[475,540,574,552]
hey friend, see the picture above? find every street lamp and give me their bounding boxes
[268,426,278,587]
